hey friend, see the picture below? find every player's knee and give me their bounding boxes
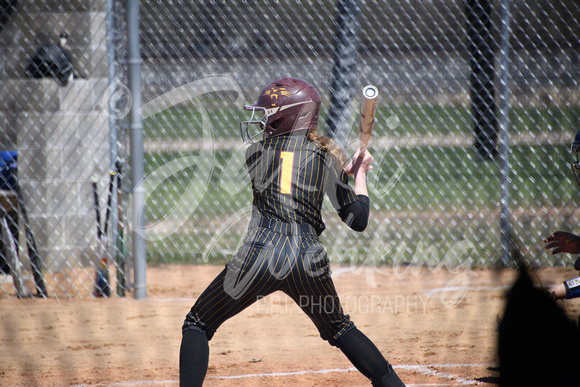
[325,334,341,347]
[321,320,356,347]
[182,311,214,340]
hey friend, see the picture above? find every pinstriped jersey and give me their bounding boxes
[245,133,358,235]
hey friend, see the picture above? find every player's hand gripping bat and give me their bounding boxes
[358,85,378,158]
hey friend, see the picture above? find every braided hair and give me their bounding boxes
[307,129,348,170]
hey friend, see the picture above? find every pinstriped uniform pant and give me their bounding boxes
[182,220,355,346]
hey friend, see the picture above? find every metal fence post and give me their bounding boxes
[126,0,147,299]
[498,0,513,266]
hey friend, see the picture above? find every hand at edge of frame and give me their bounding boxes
[544,231,580,255]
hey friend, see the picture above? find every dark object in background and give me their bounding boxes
[0,0,17,35]
[25,32,73,86]
[466,0,498,160]
[0,151,47,297]
[13,177,48,297]
[498,267,580,386]
[325,0,360,148]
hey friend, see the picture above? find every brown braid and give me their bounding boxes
[308,129,348,169]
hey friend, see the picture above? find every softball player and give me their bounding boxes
[179,78,405,387]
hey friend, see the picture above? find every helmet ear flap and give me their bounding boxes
[269,118,281,130]
[259,114,268,130]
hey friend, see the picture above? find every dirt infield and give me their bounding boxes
[1,264,580,386]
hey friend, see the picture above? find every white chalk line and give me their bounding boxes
[210,366,357,379]
[147,297,195,303]
[397,364,495,385]
[79,363,496,386]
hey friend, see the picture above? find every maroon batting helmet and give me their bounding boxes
[240,78,321,143]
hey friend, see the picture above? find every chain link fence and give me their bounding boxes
[1,0,579,298]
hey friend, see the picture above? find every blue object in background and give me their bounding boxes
[0,150,18,191]
[0,150,18,274]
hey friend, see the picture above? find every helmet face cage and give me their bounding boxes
[239,78,320,144]
[239,106,267,144]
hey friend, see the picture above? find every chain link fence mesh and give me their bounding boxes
[1,0,579,298]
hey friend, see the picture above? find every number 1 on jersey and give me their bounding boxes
[280,151,294,194]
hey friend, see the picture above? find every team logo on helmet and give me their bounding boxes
[264,87,291,105]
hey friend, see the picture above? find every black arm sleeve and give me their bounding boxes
[337,194,370,232]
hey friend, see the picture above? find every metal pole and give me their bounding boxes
[498,0,512,266]
[325,0,361,149]
[106,0,119,293]
[126,0,147,299]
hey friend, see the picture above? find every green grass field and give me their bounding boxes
[141,102,579,266]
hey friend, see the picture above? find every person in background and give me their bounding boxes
[544,129,580,300]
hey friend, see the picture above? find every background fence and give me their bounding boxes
[0,0,579,298]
